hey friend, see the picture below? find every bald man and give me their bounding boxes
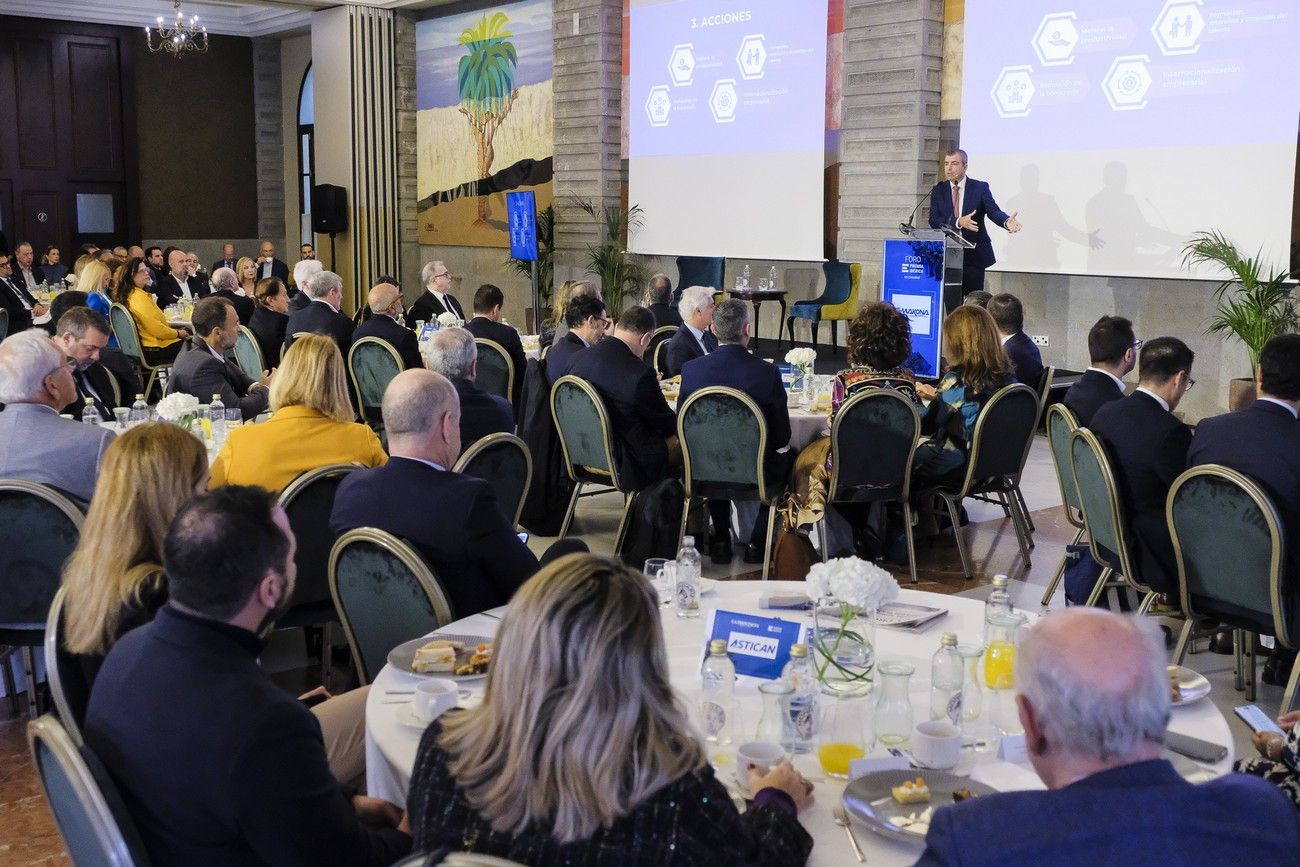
[351,282,422,371]
[917,609,1300,865]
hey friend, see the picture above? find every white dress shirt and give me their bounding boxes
[1135,386,1169,412]
[685,322,710,354]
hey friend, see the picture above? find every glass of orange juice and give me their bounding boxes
[817,687,872,779]
[983,612,1027,690]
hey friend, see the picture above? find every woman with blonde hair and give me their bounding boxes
[911,304,1013,490]
[407,553,814,863]
[209,333,385,491]
[236,255,258,296]
[549,279,599,344]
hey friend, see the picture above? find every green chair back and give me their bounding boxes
[452,433,532,528]
[474,339,514,404]
[0,308,8,341]
[329,528,455,685]
[1046,404,1084,526]
[0,481,83,638]
[348,337,402,427]
[678,386,773,502]
[828,389,920,503]
[230,325,264,380]
[647,326,676,376]
[1069,427,1148,592]
[108,304,144,364]
[27,715,149,867]
[276,464,358,629]
[1169,466,1287,643]
[551,375,622,489]
[959,384,1040,494]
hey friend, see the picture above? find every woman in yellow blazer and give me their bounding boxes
[111,257,188,364]
[209,333,386,492]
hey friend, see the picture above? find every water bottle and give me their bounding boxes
[208,394,227,442]
[128,394,149,427]
[674,535,701,619]
[81,397,99,426]
[700,639,737,744]
[983,574,1012,645]
[781,643,820,753]
[157,367,170,397]
[741,263,751,288]
[930,632,964,725]
[768,265,778,288]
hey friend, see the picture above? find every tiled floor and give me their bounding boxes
[0,435,1283,861]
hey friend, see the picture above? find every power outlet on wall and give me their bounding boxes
[1031,335,1049,347]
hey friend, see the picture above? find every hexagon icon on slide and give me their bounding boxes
[668,43,695,87]
[645,85,672,128]
[709,79,739,124]
[736,34,767,80]
[990,66,1035,118]
[1032,12,1079,66]
[1102,55,1152,111]
[1152,0,1205,56]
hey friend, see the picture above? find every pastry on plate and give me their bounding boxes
[891,777,931,804]
[412,638,464,673]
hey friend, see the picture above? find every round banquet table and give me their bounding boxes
[364,583,1234,865]
[665,392,829,453]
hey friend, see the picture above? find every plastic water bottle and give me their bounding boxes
[81,397,99,426]
[983,574,1012,645]
[930,632,964,725]
[700,639,737,745]
[128,394,149,427]
[157,367,170,397]
[769,265,778,288]
[741,263,751,288]
[782,643,820,753]
[674,536,701,618]
[208,394,226,442]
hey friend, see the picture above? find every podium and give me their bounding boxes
[880,231,973,379]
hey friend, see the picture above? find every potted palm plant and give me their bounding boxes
[574,199,648,311]
[1182,230,1296,409]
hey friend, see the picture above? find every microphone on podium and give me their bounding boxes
[898,191,932,235]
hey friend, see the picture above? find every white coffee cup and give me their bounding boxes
[734,740,787,786]
[912,720,963,769]
[413,678,459,722]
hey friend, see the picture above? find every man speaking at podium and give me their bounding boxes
[929,148,1022,298]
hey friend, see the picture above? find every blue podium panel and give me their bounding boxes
[882,239,944,378]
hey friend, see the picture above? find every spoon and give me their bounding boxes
[833,804,866,862]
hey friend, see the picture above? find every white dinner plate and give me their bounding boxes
[387,634,491,681]
[397,705,434,730]
[1171,666,1212,706]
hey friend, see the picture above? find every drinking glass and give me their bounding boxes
[817,686,872,778]
[225,407,243,429]
[984,612,1027,735]
[757,277,770,291]
[644,557,670,604]
[874,661,915,746]
[755,681,795,754]
[112,407,130,430]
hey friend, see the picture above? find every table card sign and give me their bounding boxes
[705,609,808,679]
[998,733,1028,764]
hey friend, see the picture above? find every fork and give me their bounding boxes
[833,804,866,862]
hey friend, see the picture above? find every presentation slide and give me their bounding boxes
[961,1,1299,280]
[627,0,827,262]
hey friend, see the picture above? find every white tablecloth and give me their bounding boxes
[364,583,1233,866]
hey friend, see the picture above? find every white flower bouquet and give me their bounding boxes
[155,392,200,428]
[436,312,463,328]
[806,557,899,689]
[784,347,817,369]
[805,557,900,610]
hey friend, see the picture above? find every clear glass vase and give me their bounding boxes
[812,598,877,695]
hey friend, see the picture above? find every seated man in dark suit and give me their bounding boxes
[288,259,324,311]
[424,326,513,448]
[679,299,792,564]
[645,273,683,329]
[1090,337,1194,595]
[330,369,539,617]
[0,249,47,333]
[567,305,678,491]
[665,285,718,377]
[1064,315,1137,426]
[254,239,290,285]
[210,266,255,325]
[84,486,411,866]
[352,282,422,370]
[917,608,1300,865]
[987,292,1043,386]
[546,293,608,383]
[155,248,208,308]
[408,259,466,326]
[285,270,353,355]
[47,292,142,400]
[168,297,270,421]
[465,283,527,403]
[52,306,120,421]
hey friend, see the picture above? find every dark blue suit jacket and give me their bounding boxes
[1002,331,1044,386]
[546,331,588,383]
[352,313,422,370]
[679,344,791,459]
[1190,399,1300,608]
[453,377,514,447]
[1064,368,1124,427]
[286,299,353,355]
[665,324,718,378]
[1090,391,1192,593]
[84,605,410,866]
[330,456,538,618]
[918,760,1300,866]
[929,176,1010,270]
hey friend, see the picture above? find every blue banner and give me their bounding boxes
[881,239,944,378]
[707,609,808,680]
[507,191,538,262]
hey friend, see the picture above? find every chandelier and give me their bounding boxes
[144,1,209,57]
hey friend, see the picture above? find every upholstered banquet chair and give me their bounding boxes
[1040,403,1088,606]
[109,302,169,401]
[452,432,532,530]
[785,261,861,353]
[677,386,788,580]
[0,307,8,341]
[328,528,454,685]
[347,337,402,431]
[474,338,515,405]
[674,255,725,304]
[227,325,265,381]
[646,325,676,378]
[550,375,636,552]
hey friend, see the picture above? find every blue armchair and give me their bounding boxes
[786,261,862,353]
[674,256,726,304]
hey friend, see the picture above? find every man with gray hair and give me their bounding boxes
[353,282,421,370]
[0,330,116,505]
[644,273,682,329]
[285,269,353,354]
[210,266,254,325]
[330,369,576,618]
[917,608,1300,864]
[678,299,791,564]
[409,260,465,326]
[288,258,324,311]
[664,285,717,377]
[423,327,512,447]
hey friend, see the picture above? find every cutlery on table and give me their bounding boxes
[833,804,866,863]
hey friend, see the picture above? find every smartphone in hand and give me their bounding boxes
[1235,704,1284,735]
